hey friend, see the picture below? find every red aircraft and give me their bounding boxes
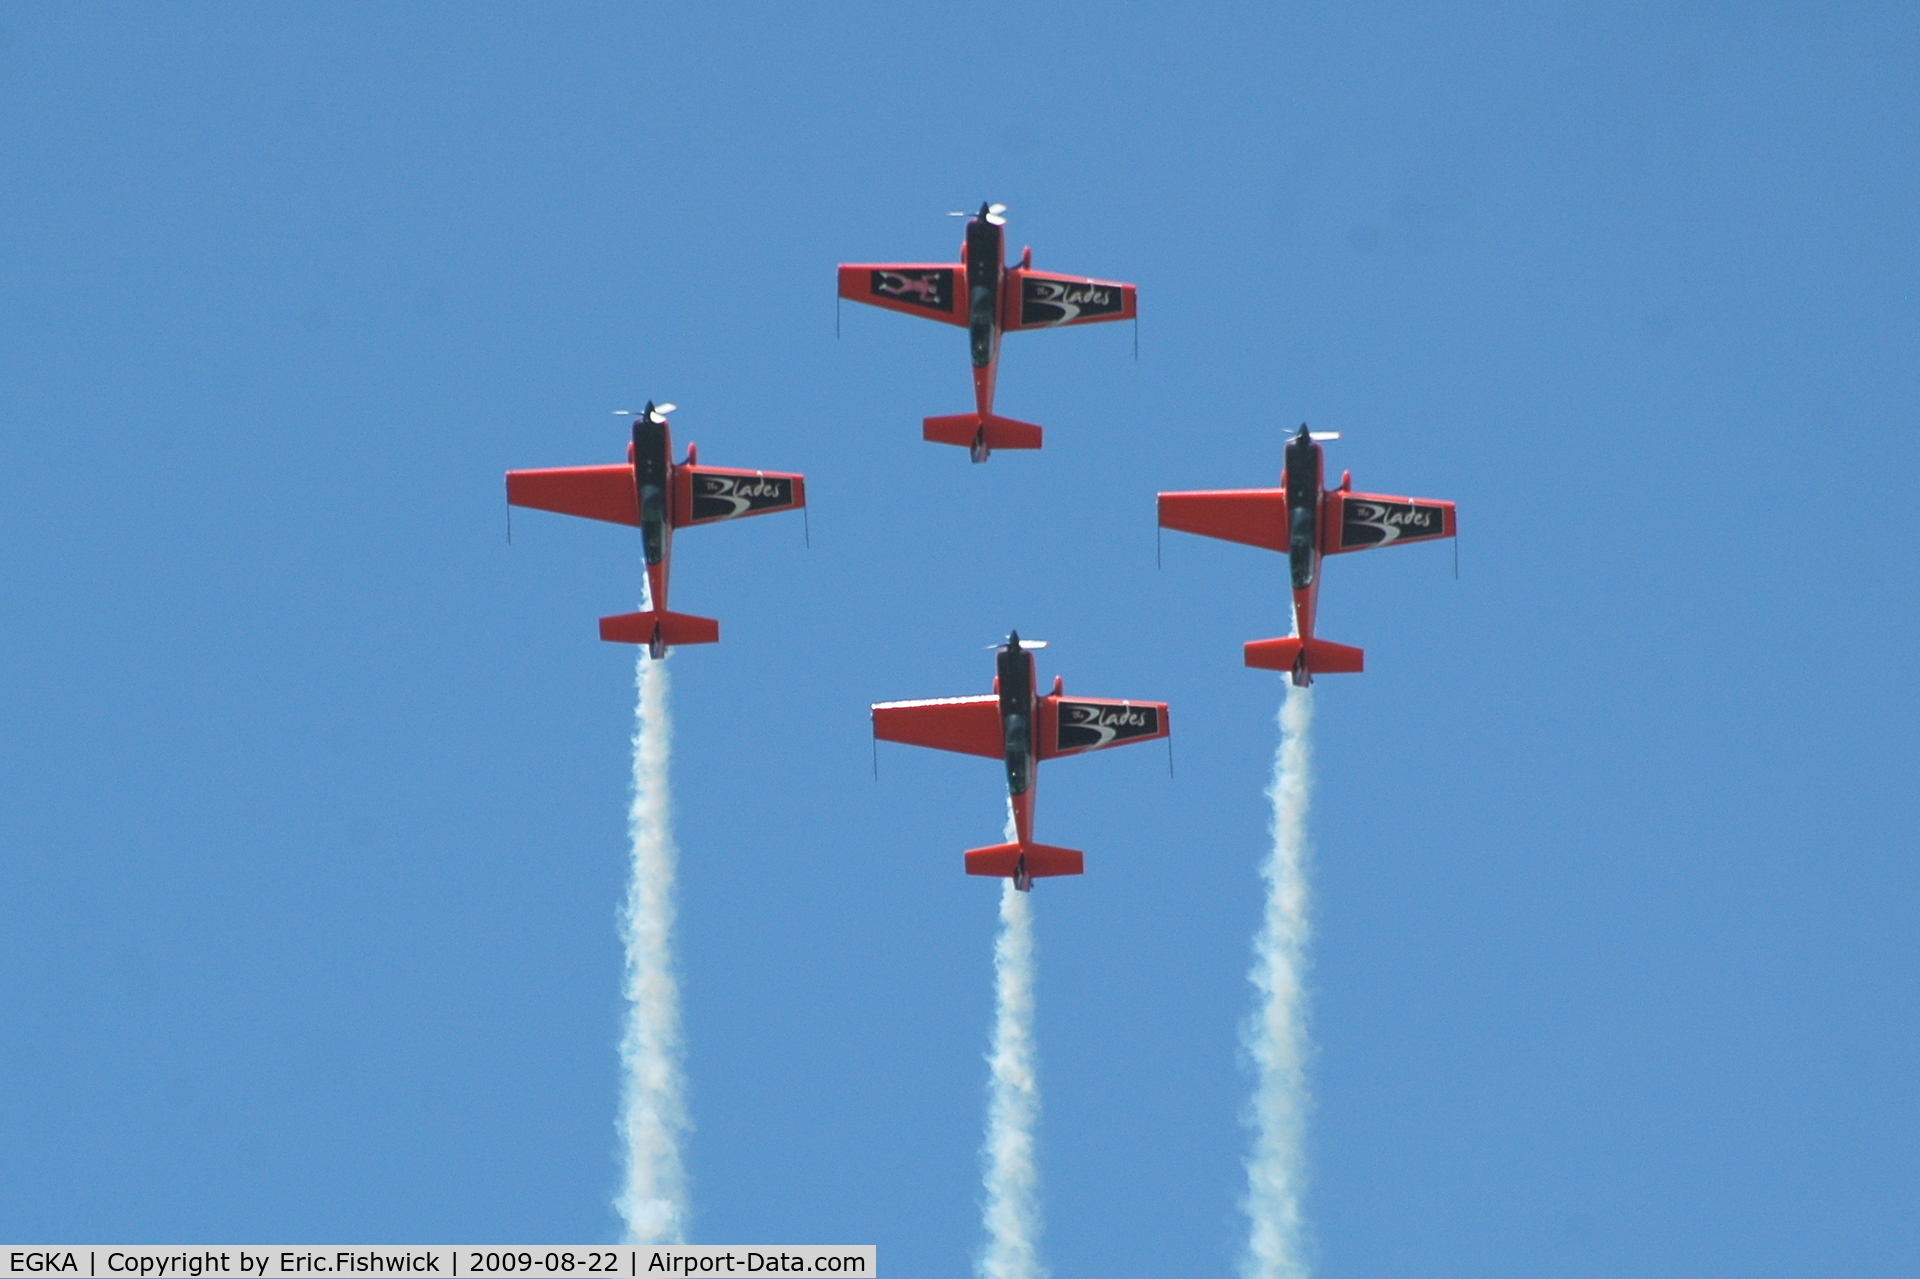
[872,633,1169,890]
[839,203,1137,462]
[1158,424,1456,686]
[505,403,806,657]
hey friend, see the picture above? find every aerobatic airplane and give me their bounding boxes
[872,633,1169,890]
[839,202,1137,462]
[1158,424,1456,686]
[505,403,806,658]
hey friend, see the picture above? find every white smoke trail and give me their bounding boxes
[615,650,689,1244]
[979,814,1044,1279]
[1243,684,1315,1279]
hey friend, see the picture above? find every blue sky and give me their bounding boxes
[3,2,1916,1274]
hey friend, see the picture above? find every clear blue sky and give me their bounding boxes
[3,3,1916,1274]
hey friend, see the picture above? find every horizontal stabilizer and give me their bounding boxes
[1244,636,1364,679]
[923,413,1044,455]
[964,841,1084,880]
[599,610,720,648]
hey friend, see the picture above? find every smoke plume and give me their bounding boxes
[615,651,689,1243]
[1243,684,1315,1279]
[980,814,1043,1279]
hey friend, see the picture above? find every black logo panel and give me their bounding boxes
[1020,277,1124,326]
[691,474,794,522]
[870,268,953,312]
[1055,701,1161,752]
[1339,499,1447,548]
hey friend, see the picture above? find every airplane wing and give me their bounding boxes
[1004,269,1137,330]
[506,465,638,526]
[673,467,806,527]
[1037,697,1169,760]
[871,695,1003,759]
[1324,490,1456,554]
[838,263,967,326]
[1157,489,1288,552]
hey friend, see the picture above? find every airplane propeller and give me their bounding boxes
[614,403,678,421]
[948,202,1009,226]
[1294,422,1340,441]
[989,638,1048,649]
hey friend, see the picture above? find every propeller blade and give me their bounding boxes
[988,639,1048,649]
[655,403,677,416]
[986,202,1008,225]
[1310,431,1341,441]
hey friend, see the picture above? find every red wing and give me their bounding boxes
[506,465,637,526]
[1004,269,1137,330]
[872,696,1003,759]
[838,263,966,326]
[1036,696,1169,760]
[1323,490,1456,554]
[1157,489,1287,552]
[673,466,806,528]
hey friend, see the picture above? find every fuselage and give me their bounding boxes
[630,413,675,631]
[963,209,1004,420]
[1282,426,1324,643]
[996,636,1038,849]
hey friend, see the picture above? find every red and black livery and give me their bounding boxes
[1158,424,1456,686]
[506,403,806,658]
[839,203,1137,462]
[872,633,1169,890]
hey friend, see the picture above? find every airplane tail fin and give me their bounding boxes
[923,412,1044,461]
[1244,636,1365,686]
[599,609,721,653]
[964,840,1084,889]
